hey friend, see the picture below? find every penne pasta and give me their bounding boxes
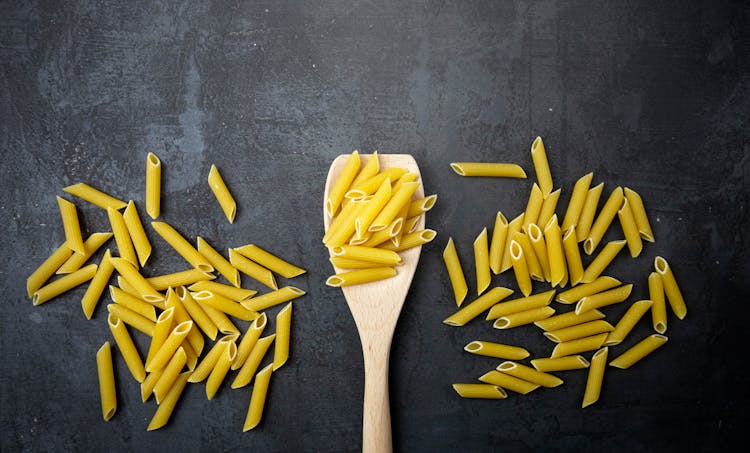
[544,320,614,343]
[196,237,241,287]
[107,206,138,267]
[527,224,551,282]
[406,194,437,218]
[489,212,509,275]
[543,215,566,287]
[207,164,237,223]
[233,313,267,370]
[443,287,514,326]
[233,243,306,279]
[474,228,491,295]
[188,280,256,302]
[165,289,204,355]
[369,181,420,232]
[232,333,275,389]
[534,308,606,331]
[106,304,155,336]
[604,300,653,346]
[140,369,163,402]
[145,320,193,372]
[63,183,127,210]
[191,290,259,321]
[610,334,668,369]
[27,242,73,298]
[147,268,215,291]
[531,355,590,372]
[576,182,604,242]
[350,151,380,188]
[327,151,361,216]
[452,384,507,399]
[509,240,532,297]
[326,267,397,287]
[584,186,624,255]
[151,221,213,272]
[122,201,152,267]
[575,284,633,314]
[346,167,408,200]
[243,363,274,431]
[145,152,161,219]
[153,347,187,404]
[146,307,174,368]
[229,248,277,290]
[623,187,654,242]
[330,245,401,266]
[497,361,563,388]
[486,290,555,321]
[551,333,608,358]
[241,286,305,312]
[648,272,667,334]
[581,240,626,283]
[176,286,218,340]
[530,136,553,196]
[537,188,561,231]
[57,232,112,274]
[561,172,594,231]
[206,341,237,400]
[443,238,468,306]
[556,276,621,304]
[108,313,146,382]
[450,162,527,178]
[618,198,643,257]
[464,341,529,360]
[562,227,584,286]
[109,286,157,321]
[512,231,543,281]
[110,257,163,303]
[147,371,190,431]
[56,196,85,254]
[81,250,115,319]
[500,213,525,273]
[478,370,539,394]
[493,306,555,329]
[654,256,687,319]
[354,178,392,235]
[391,172,418,193]
[582,347,608,408]
[522,183,544,233]
[330,257,386,269]
[273,302,293,370]
[189,334,238,383]
[33,263,98,306]
[96,342,117,421]
[378,229,436,252]
[197,301,239,335]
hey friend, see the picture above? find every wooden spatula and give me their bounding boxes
[324,154,425,453]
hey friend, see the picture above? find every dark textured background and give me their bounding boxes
[1,0,749,451]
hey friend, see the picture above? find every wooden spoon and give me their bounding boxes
[323,154,425,453]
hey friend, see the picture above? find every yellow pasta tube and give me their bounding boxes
[197,301,239,335]
[562,227,584,286]
[534,308,605,331]
[96,342,117,421]
[452,384,507,399]
[575,284,633,314]
[610,334,668,369]
[531,355,590,372]
[648,272,667,334]
[188,334,238,383]
[584,186,624,255]
[492,306,555,329]
[27,242,73,297]
[406,194,438,218]
[330,257,386,269]
[110,257,163,303]
[153,347,187,404]
[618,198,643,257]
[109,286,157,321]
[147,371,190,431]
[551,333,608,358]
[207,164,237,223]
[530,136,553,196]
[478,370,539,394]
[233,243,306,278]
[240,287,305,312]
[486,290,555,320]
[191,290,258,321]
[151,221,213,272]
[556,276,621,304]
[108,313,146,382]
[243,363,274,431]
[654,256,687,319]
[232,313,267,370]
[390,204,410,248]
[512,231,543,281]
[443,238,468,306]
[206,341,237,400]
[537,188,561,231]
[378,229,436,252]
[522,183,544,233]
[165,289,204,355]
[464,341,530,360]
[561,172,594,231]
[582,347,608,408]
[106,304,156,336]
[544,320,615,343]
[107,206,138,267]
[181,341,199,371]
[196,236,240,287]
[474,228,491,295]
[581,240,626,283]
[354,177,392,235]
[623,187,654,242]
[81,250,115,319]
[140,369,163,402]
[232,333,275,388]
[57,232,113,274]
[543,214,566,287]
[576,182,604,241]
[500,213,524,273]
[360,218,402,247]
[146,269,215,292]
[146,307,174,368]
[509,240,532,297]
[228,248,277,290]
[146,320,193,372]
[122,201,152,267]
[326,267,397,287]
[273,302,293,370]
[449,162,527,178]
[350,151,380,188]
[64,182,127,210]
[56,196,85,254]
[33,263,97,306]
[175,287,217,340]
[145,152,161,219]
[346,167,408,200]
[330,245,402,266]
[604,300,653,346]
[443,287,514,326]
[189,280,255,301]
[527,224,551,281]
[327,151,361,217]
[369,181,420,232]
[489,212,509,275]
[497,361,563,388]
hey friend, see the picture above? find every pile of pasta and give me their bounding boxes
[323,151,437,285]
[27,154,307,430]
[445,137,686,407]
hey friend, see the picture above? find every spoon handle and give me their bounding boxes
[362,338,392,453]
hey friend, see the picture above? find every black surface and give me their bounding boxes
[1,1,749,451]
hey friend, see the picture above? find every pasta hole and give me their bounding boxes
[497,362,515,371]
[147,153,161,167]
[175,321,193,334]
[174,286,187,299]
[543,332,560,343]
[577,356,591,367]
[326,276,344,287]
[449,163,465,176]
[288,287,305,295]
[158,307,175,322]
[654,257,668,274]
[254,313,268,330]
[655,322,667,334]
[196,263,214,273]
[531,136,543,153]
[143,294,164,303]
[421,195,437,211]
[103,408,116,421]
[420,230,437,242]
[191,290,212,300]
[583,238,595,255]
[510,241,523,260]
[464,342,482,352]
[493,318,510,329]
